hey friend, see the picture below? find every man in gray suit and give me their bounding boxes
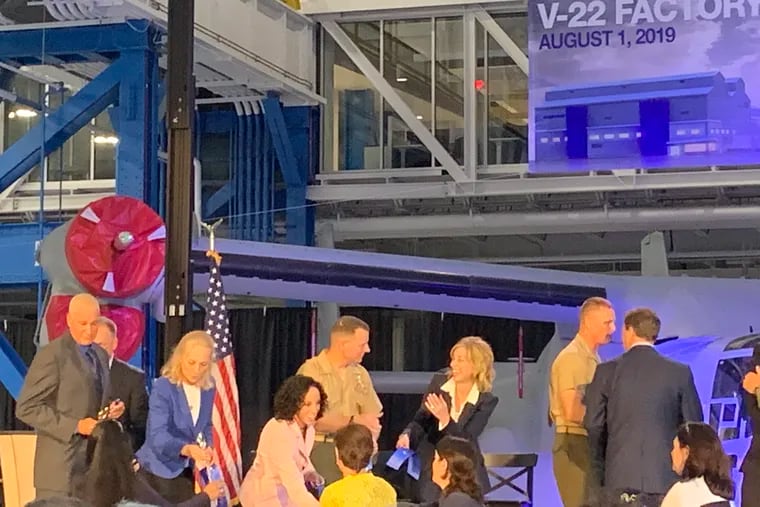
[16,293,125,499]
[584,308,703,507]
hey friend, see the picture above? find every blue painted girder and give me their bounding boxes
[0,222,59,285]
[0,20,157,64]
[260,95,303,187]
[0,331,27,399]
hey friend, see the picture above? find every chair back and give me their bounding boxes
[0,431,37,507]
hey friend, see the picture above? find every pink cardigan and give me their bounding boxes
[239,418,320,507]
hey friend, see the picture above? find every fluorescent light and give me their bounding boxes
[416,115,423,120]
[8,108,37,119]
[93,135,119,145]
[396,77,408,82]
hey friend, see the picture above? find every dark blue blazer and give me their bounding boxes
[740,378,760,507]
[584,345,703,496]
[404,370,498,502]
[136,376,215,479]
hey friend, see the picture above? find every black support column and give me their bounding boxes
[164,0,195,355]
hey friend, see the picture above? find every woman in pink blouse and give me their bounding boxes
[239,375,327,507]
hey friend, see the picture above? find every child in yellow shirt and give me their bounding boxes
[319,424,396,507]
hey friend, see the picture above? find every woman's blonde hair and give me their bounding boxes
[450,336,495,392]
[161,330,215,389]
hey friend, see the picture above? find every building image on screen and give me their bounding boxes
[533,72,759,164]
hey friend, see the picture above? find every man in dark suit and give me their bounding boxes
[93,316,149,451]
[740,345,760,507]
[584,307,703,507]
[16,293,125,499]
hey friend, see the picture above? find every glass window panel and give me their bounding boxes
[487,13,528,165]
[324,24,383,171]
[3,77,101,182]
[93,110,116,180]
[93,143,116,180]
[493,13,528,53]
[476,22,486,167]
[47,126,91,181]
[434,17,464,165]
[343,21,381,69]
[382,19,432,169]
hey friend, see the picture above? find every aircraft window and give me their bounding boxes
[724,334,760,351]
[712,358,752,398]
[723,403,736,422]
[709,403,721,428]
[711,357,754,441]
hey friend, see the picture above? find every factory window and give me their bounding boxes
[1,75,116,183]
[320,9,528,172]
[477,13,528,166]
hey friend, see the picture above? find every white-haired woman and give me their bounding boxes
[136,330,217,503]
[395,336,499,502]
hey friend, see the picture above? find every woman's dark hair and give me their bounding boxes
[69,420,136,507]
[273,375,328,421]
[435,436,483,503]
[676,422,734,500]
[334,423,374,471]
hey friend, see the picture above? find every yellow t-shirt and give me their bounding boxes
[319,472,396,507]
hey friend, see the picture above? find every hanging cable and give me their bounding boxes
[57,83,64,222]
[35,11,48,346]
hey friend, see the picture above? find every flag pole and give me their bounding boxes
[201,219,224,257]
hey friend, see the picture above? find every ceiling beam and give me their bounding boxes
[323,205,760,240]
[308,167,760,201]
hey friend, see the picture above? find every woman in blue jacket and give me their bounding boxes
[136,330,217,503]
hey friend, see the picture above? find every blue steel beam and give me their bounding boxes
[260,95,312,248]
[205,182,231,218]
[0,222,59,285]
[115,50,160,200]
[0,331,26,399]
[260,95,304,187]
[0,20,156,64]
[0,57,132,194]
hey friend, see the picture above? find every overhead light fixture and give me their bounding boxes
[416,115,423,120]
[8,108,38,119]
[396,77,408,83]
[93,135,119,145]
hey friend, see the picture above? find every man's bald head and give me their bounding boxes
[66,293,100,345]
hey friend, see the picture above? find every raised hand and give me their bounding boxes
[424,393,451,426]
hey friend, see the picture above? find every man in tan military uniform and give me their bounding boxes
[297,316,383,484]
[549,297,615,507]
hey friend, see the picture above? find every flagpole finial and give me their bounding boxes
[201,218,224,253]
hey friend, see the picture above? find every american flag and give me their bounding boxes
[206,254,242,504]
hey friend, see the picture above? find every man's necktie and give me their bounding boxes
[85,347,104,406]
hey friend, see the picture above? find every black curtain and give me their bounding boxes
[0,320,42,430]
[234,308,311,466]
[156,308,313,470]
[342,307,397,372]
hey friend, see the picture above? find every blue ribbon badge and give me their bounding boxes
[197,434,228,507]
[386,447,421,480]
